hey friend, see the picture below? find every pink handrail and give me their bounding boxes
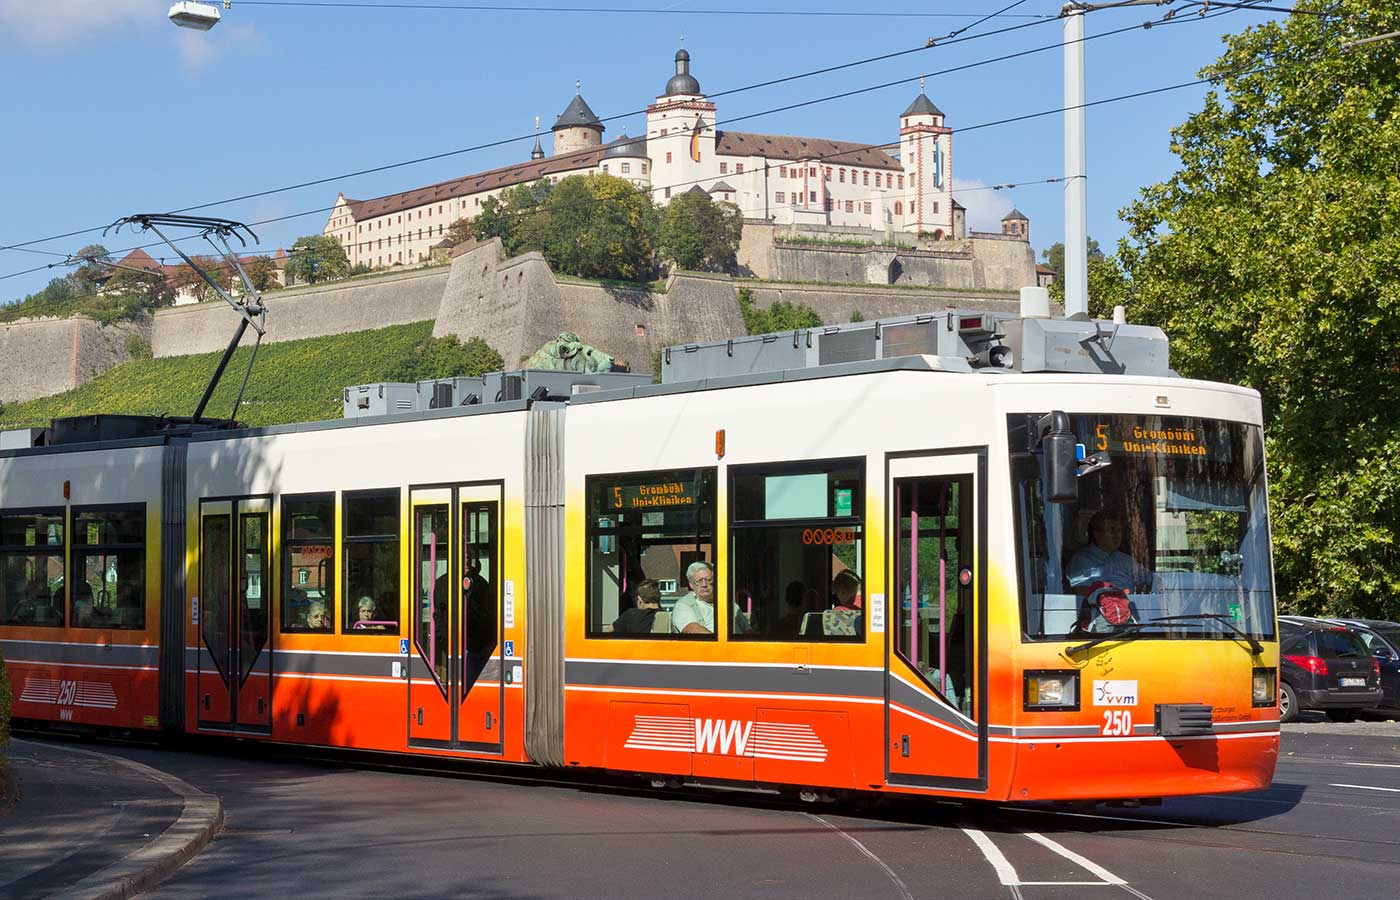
[428,529,438,674]
[910,482,919,673]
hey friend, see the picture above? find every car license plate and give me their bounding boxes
[1340,677,1365,687]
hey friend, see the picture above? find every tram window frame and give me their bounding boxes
[281,492,336,634]
[728,458,866,643]
[342,489,401,636]
[585,467,717,639]
[0,507,67,628]
[70,503,146,631]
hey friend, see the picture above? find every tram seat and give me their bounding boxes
[651,611,672,634]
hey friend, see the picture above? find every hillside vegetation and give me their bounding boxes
[0,321,500,430]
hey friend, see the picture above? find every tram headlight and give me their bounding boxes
[1252,667,1277,707]
[1024,670,1079,711]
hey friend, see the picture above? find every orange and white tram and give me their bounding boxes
[0,310,1281,802]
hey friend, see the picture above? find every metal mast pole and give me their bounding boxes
[1062,2,1089,318]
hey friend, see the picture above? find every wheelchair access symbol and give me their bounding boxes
[504,640,515,659]
[399,639,409,655]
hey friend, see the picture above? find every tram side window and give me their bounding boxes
[0,509,66,627]
[71,504,146,630]
[730,460,864,642]
[282,493,335,633]
[344,490,400,635]
[586,469,716,638]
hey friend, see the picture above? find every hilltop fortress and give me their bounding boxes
[321,48,1027,272]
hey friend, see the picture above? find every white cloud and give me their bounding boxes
[0,0,160,46]
[952,177,1015,235]
[175,21,261,73]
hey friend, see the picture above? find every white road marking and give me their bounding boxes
[805,813,914,900]
[1023,832,1125,884]
[964,828,1156,898]
[1329,783,1400,793]
[1344,762,1400,769]
[962,829,1022,886]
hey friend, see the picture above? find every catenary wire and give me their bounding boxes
[0,0,1301,263]
[231,0,1056,19]
[0,0,1329,284]
[0,13,1074,257]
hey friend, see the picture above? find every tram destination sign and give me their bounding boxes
[611,478,699,510]
[1091,421,1209,459]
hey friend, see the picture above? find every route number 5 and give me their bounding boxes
[1102,710,1133,736]
[1095,424,1109,452]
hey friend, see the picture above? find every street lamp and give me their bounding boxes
[168,1,222,31]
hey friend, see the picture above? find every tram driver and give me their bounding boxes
[1067,510,1153,594]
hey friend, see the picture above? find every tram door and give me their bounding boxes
[197,498,273,733]
[885,453,987,790]
[408,484,504,753]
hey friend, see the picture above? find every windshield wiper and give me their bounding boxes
[1151,614,1264,655]
[1065,623,1151,656]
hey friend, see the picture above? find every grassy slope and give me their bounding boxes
[0,321,434,430]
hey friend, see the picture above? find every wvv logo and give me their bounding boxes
[693,719,754,755]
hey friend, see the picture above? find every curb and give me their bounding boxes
[16,740,224,900]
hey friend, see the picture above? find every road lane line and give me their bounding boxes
[1328,783,1400,793]
[804,813,914,900]
[1022,832,1125,884]
[963,828,1022,886]
[1344,762,1400,769]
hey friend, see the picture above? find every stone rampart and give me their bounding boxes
[152,267,447,358]
[744,281,1028,325]
[435,240,743,373]
[0,315,151,403]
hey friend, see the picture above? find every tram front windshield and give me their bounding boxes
[1009,413,1274,642]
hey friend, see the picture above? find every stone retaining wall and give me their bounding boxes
[151,267,447,357]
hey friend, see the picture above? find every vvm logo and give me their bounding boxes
[1093,680,1139,707]
[625,716,828,763]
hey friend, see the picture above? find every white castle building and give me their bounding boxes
[324,48,970,271]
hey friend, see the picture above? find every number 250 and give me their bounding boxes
[1102,710,1133,736]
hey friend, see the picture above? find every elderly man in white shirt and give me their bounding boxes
[672,561,717,634]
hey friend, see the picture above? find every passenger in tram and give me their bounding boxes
[612,579,662,634]
[71,579,96,628]
[807,570,862,637]
[302,599,331,631]
[774,581,807,635]
[462,561,496,689]
[353,596,386,630]
[672,561,717,634]
[1067,510,1153,594]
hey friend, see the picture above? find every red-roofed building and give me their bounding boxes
[106,247,287,306]
[324,48,994,272]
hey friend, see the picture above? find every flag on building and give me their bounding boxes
[690,114,704,162]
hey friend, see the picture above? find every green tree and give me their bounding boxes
[737,287,823,334]
[1047,254,1131,319]
[1040,236,1103,279]
[658,191,743,271]
[285,235,349,285]
[387,334,505,382]
[68,244,112,294]
[525,174,659,281]
[473,179,553,256]
[168,256,222,303]
[446,217,475,247]
[242,256,280,292]
[104,265,174,310]
[1117,2,1400,619]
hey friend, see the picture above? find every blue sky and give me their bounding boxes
[0,1,1284,301]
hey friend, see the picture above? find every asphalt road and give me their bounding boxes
[76,720,1400,900]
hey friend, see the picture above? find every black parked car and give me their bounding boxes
[1278,616,1382,723]
[1326,618,1400,715]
